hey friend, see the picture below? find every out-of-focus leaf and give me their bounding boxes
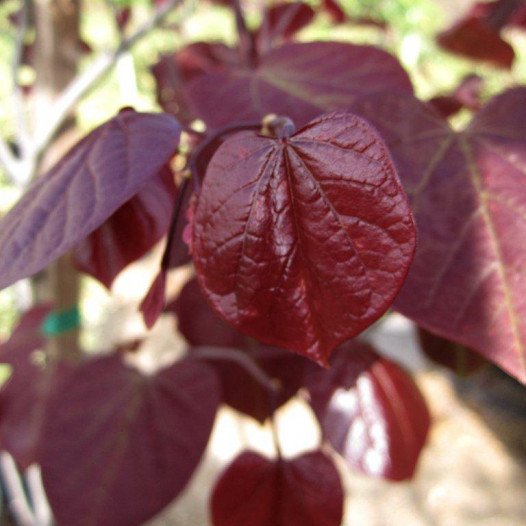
[0,109,181,291]
[38,353,220,526]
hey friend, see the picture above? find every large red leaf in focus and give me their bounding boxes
[183,41,412,129]
[0,305,62,469]
[306,341,430,481]
[0,109,181,291]
[38,353,220,526]
[192,112,416,365]
[73,164,177,289]
[167,278,308,422]
[211,450,343,526]
[351,88,526,383]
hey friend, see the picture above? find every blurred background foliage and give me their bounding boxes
[0,0,525,339]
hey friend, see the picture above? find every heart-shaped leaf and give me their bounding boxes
[306,341,430,481]
[38,353,220,526]
[0,109,181,291]
[351,88,526,383]
[73,164,177,289]
[192,112,416,365]
[180,41,412,129]
[211,450,343,526]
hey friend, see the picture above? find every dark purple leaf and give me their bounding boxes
[351,87,526,383]
[73,164,177,289]
[306,341,430,481]
[211,450,343,526]
[417,327,487,375]
[192,112,416,365]
[437,14,515,68]
[256,2,315,53]
[183,41,412,129]
[0,305,69,469]
[140,269,167,329]
[38,353,220,526]
[152,43,237,124]
[168,279,307,422]
[429,74,484,118]
[0,109,181,291]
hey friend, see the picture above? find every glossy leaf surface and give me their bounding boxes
[211,450,343,526]
[306,341,430,481]
[183,41,412,129]
[38,353,220,526]
[0,305,57,468]
[351,88,526,382]
[0,109,181,291]
[193,112,416,364]
[73,164,176,289]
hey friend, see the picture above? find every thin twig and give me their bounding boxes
[191,346,280,394]
[12,0,31,156]
[32,0,183,163]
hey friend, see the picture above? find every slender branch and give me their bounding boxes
[12,0,31,155]
[191,346,280,394]
[31,0,183,170]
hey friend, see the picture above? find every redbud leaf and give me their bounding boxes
[183,41,412,129]
[192,112,416,365]
[211,450,343,526]
[38,353,220,526]
[351,88,526,383]
[306,341,430,481]
[73,164,176,289]
[0,109,181,290]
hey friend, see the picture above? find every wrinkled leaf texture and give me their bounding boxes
[192,112,416,365]
[38,353,220,526]
[211,450,343,526]
[0,109,181,291]
[306,341,430,481]
[351,88,526,383]
[159,40,412,129]
[73,164,177,289]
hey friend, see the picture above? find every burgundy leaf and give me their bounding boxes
[140,269,167,329]
[211,450,343,526]
[437,15,515,68]
[192,112,416,365]
[417,327,487,375]
[168,278,249,348]
[322,0,347,24]
[0,109,181,291]
[73,164,176,289]
[0,305,70,469]
[168,279,307,422]
[306,341,430,481]
[152,43,236,124]
[429,74,484,118]
[183,41,412,129]
[38,353,220,526]
[256,2,315,53]
[351,88,526,383]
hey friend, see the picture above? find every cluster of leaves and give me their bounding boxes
[0,1,525,525]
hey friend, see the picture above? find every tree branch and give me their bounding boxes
[32,0,183,162]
